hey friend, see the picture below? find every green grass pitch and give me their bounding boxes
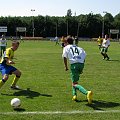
[0,40,119,120]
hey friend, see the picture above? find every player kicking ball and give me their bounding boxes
[0,41,21,90]
[62,37,93,104]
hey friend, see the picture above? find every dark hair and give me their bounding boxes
[12,40,20,45]
[67,37,74,44]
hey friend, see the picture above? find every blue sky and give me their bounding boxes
[0,0,120,17]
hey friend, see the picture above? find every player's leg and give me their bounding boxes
[72,84,77,101]
[70,64,79,100]
[0,64,10,89]
[104,48,110,60]
[72,84,77,96]
[73,82,88,95]
[73,83,93,104]
[98,45,101,50]
[0,74,9,89]
[101,48,106,59]
[11,69,21,89]
[71,63,93,104]
[104,53,109,60]
[71,63,88,99]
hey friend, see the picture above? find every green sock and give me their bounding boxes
[0,80,5,89]
[75,84,88,95]
[72,86,77,96]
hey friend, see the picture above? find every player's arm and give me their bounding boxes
[108,40,110,47]
[62,47,69,71]
[4,57,15,64]
[4,49,15,64]
[63,57,68,71]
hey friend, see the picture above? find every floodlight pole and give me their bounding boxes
[102,11,107,38]
[31,9,35,37]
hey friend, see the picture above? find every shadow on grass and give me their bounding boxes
[107,59,120,62]
[13,108,26,112]
[1,88,52,99]
[86,100,120,110]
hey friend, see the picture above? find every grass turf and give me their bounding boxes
[0,40,119,120]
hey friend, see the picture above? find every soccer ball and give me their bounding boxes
[11,98,21,108]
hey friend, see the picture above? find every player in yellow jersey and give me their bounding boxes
[0,41,21,90]
[97,36,103,50]
[61,36,66,48]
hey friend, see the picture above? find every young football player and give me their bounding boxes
[0,34,7,57]
[0,41,21,90]
[101,34,110,60]
[97,36,103,50]
[62,37,93,104]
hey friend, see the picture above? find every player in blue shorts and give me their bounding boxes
[0,41,21,90]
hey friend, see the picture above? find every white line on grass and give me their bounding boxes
[0,110,120,115]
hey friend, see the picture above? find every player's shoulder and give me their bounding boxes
[78,47,86,53]
[6,47,11,50]
[77,46,84,50]
[6,47,12,52]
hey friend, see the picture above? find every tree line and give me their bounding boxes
[0,11,120,38]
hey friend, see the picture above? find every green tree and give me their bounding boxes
[104,13,114,35]
[114,13,120,29]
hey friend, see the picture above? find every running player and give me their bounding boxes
[62,37,93,104]
[101,34,110,60]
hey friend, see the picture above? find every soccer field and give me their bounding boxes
[0,40,120,120]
